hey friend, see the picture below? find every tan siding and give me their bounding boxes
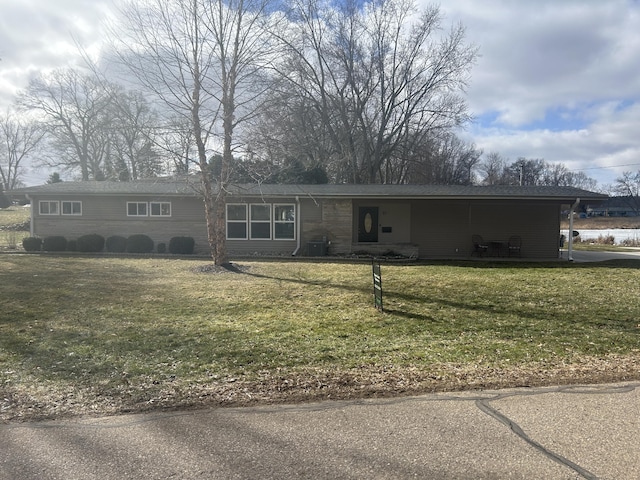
[352,200,411,244]
[411,200,470,258]
[31,194,210,253]
[29,193,563,259]
[227,240,296,255]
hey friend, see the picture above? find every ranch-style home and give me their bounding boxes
[12,179,607,259]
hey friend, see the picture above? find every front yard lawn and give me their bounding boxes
[2,256,640,421]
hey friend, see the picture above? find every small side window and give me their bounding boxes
[61,201,82,215]
[39,201,59,215]
[150,202,171,216]
[127,202,148,216]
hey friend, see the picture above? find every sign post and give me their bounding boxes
[372,261,383,312]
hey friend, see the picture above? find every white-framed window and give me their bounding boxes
[61,201,82,216]
[226,203,297,241]
[226,204,248,239]
[39,201,59,215]
[127,202,148,216]
[274,204,295,240]
[250,204,271,239]
[150,202,171,217]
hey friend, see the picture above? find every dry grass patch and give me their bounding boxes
[2,256,640,421]
[0,205,30,251]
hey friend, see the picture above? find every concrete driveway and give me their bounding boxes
[2,382,640,479]
[563,248,640,262]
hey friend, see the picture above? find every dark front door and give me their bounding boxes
[358,207,379,243]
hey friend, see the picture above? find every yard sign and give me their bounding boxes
[372,261,383,311]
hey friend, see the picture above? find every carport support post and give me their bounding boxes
[568,197,580,261]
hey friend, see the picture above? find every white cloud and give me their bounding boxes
[461,101,640,186]
[438,0,640,186]
[1,0,639,187]
[439,0,640,126]
[0,0,110,108]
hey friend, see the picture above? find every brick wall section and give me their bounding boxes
[301,199,352,255]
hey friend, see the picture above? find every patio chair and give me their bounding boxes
[471,234,489,257]
[508,235,522,257]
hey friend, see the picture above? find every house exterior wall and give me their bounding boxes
[468,201,560,258]
[27,191,562,259]
[30,194,210,251]
[410,200,470,258]
[351,200,411,244]
[224,195,297,255]
[299,198,352,255]
[411,200,561,258]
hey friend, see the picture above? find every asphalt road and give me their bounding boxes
[2,382,639,479]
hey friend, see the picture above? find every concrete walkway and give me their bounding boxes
[2,382,639,479]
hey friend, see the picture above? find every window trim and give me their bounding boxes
[150,201,171,217]
[273,204,296,240]
[226,203,248,240]
[39,201,59,216]
[61,200,82,216]
[127,202,148,217]
[249,203,272,240]
[226,202,297,241]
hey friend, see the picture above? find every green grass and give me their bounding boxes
[2,256,640,419]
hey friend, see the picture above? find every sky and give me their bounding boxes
[1,0,639,188]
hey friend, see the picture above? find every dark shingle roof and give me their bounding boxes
[11,178,608,202]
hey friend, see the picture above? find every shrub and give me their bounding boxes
[43,236,68,252]
[22,236,42,252]
[169,236,195,254]
[66,239,77,251]
[157,242,167,254]
[596,234,615,245]
[106,235,127,253]
[77,234,105,253]
[622,237,640,247]
[126,234,154,253]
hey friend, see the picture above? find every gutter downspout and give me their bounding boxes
[26,194,34,237]
[568,197,580,261]
[292,195,301,256]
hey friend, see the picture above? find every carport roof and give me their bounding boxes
[11,179,608,203]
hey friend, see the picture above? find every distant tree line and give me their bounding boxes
[476,153,598,190]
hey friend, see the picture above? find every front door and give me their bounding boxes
[358,207,379,243]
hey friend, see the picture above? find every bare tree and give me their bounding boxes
[614,170,640,216]
[155,116,195,175]
[400,132,480,185]
[566,171,598,191]
[255,0,477,184]
[109,89,163,180]
[18,69,115,180]
[0,110,44,190]
[112,0,273,264]
[477,154,599,189]
[478,152,508,186]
